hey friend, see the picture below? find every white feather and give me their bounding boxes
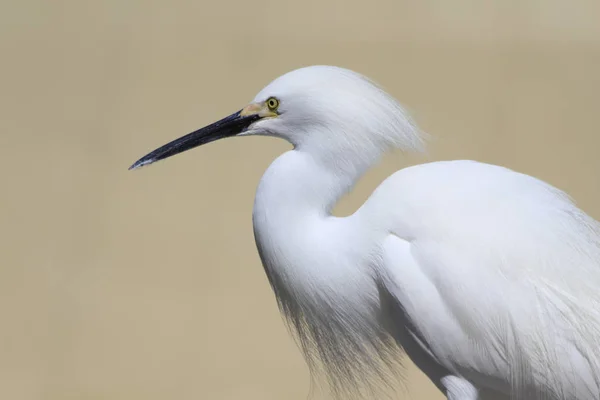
[232,66,600,399]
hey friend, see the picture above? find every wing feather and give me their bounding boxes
[373,161,600,399]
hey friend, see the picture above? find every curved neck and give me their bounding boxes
[254,150,366,218]
[251,148,403,400]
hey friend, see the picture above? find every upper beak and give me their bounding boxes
[129,110,261,170]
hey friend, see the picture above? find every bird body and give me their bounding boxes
[254,150,600,399]
[131,66,600,399]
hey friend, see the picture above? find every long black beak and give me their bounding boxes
[129,110,260,170]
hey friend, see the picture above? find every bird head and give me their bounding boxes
[130,65,424,171]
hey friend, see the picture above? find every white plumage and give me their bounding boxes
[131,65,600,399]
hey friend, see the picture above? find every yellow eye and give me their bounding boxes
[266,97,279,111]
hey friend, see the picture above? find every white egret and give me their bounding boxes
[130,66,600,400]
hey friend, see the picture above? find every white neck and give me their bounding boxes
[251,148,402,395]
[252,148,379,296]
[253,149,368,220]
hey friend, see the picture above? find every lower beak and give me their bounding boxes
[129,110,260,170]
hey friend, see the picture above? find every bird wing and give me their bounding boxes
[370,161,600,399]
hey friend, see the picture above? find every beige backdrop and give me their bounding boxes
[2,1,600,399]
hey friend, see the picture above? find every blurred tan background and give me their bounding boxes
[1,0,600,399]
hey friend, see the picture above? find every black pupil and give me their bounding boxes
[269,100,276,107]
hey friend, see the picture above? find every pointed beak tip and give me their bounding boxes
[128,158,152,171]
